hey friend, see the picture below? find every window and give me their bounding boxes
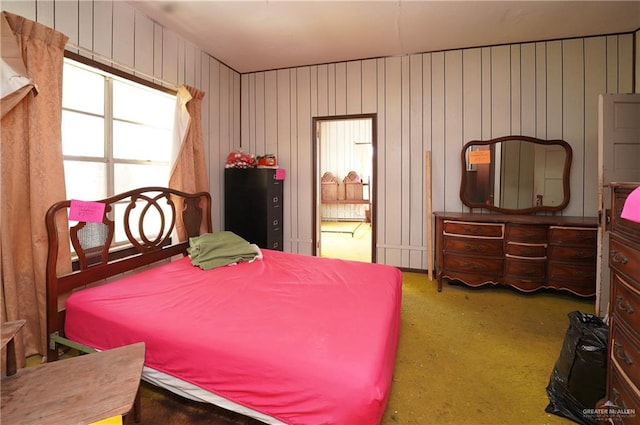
[61,58,176,202]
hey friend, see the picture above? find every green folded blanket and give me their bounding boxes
[187,231,261,270]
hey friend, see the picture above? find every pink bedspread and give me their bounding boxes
[65,250,402,425]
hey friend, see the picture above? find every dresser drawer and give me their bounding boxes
[444,236,503,256]
[506,224,547,243]
[443,255,504,276]
[548,226,597,246]
[547,245,596,262]
[506,242,547,258]
[612,186,640,241]
[505,257,546,280]
[610,236,640,285]
[610,319,640,394]
[605,366,640,425]
[443,220,504,238]
[548,262,595,283]
[612,274,640,329]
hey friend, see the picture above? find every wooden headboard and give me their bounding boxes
[45,187,212,360]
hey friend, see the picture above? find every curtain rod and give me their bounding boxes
[65,42,179,92]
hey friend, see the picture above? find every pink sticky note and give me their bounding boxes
[69,200,106,223]
[621,186,640,224]
[275,168,286,180]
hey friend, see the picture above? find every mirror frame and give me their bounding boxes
[460,135,573,214]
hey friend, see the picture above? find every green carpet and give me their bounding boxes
[382,273,592,425]
[135,272,592,424]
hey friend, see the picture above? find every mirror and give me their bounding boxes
[460,135,572,214]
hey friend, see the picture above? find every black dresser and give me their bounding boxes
[224,168,283,251]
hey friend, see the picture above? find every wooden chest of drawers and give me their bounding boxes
[434,212,598,296]
[597,183,640,424]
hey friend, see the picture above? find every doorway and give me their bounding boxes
[313,114,376,263]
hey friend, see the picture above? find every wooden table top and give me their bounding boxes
[1,342,145,425]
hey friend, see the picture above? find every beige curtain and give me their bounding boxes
[168,85,209,241]
[1,13,36,118]
[0,11,71,363]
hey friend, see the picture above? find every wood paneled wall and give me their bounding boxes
[4,1,637,270]
[3,0,241,234]
[241,34,636,269]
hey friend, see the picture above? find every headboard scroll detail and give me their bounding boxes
[45,187,212,360]
[47,187,212,274]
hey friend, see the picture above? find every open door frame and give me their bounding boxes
[312,113,377,262]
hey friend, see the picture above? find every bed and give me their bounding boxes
[45,187,402,425]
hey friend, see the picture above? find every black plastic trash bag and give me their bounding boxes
[545,311,608,425]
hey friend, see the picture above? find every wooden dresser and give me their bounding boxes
[597,183,640,424]
[434,212,598,296]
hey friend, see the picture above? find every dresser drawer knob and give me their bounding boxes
[463,262,482,271]
[611,388,630,410]
[614,342,633,365]
[616,296,635,314]
[574,250,588,259]
[611,250,628,264]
